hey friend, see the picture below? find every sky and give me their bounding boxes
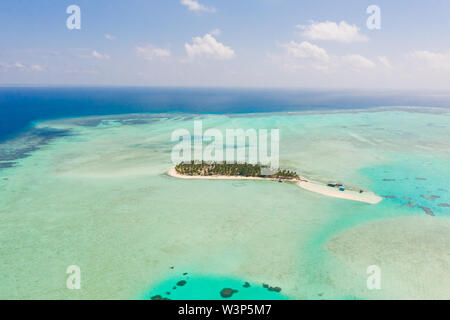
[1,0,450,89]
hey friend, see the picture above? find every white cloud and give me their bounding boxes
[279,41,378,72]
[13,62,26,69]
[91,50,110,59]
[180,0,215,13]
[104,34,116,40]
[281,41,331,71]
[342,54,376,69]
[136,45,171,61]
[297,21,368,43]
[65,68,100,75]
[0,62,45,72]
[284,41,330,62]
[378,56,393,69]
[30,64,45,72]
[185,33,235,60]
[409,50,450,70]
[0,62,24,70]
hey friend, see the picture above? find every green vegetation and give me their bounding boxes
[175,161,299,180]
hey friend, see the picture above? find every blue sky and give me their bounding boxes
[1,0,450,89]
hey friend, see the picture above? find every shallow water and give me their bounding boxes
[0,108,449,299]
[143,275,287,300]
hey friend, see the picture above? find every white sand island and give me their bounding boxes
[167,167,299,181]
[168,167,382,204]
[297,180,382,204]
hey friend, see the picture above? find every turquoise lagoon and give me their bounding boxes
[0,107,449,299]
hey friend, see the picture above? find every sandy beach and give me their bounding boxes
[168,168,382,204]
[297,180,383,204]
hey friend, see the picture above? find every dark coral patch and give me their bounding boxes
[220,288,238,298]
[0,162,15,168]
[151,295,170,300]
[403,202,417,208]
[0,127,72,170]
[419,206,434,216]
[262,283,282,293]
[176,280,187,287]
[421,195,440,201]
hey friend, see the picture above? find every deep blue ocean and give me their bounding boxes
[1,87,450,142]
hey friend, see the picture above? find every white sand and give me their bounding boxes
[297,180,382,204]
[168,168,381,204]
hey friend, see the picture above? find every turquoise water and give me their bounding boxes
[362,156,449,216]
[0,108,449,299]
[142,275,287,300]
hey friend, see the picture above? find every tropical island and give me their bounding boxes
[168,161,383,204]
[174,161,300,180]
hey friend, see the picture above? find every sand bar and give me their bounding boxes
[169,168,381,204]
[297,180,382,204]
